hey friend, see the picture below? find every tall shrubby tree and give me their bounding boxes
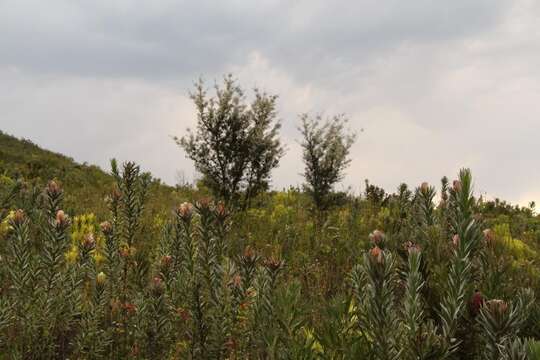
[299,114,356,213]
[176,75,285,209]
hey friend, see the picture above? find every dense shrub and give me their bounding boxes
[0,162,539,359]
[175,75,285,210]
[299,114,356,214]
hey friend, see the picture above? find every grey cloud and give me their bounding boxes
[0,0,508,83]
[1,0,539,206]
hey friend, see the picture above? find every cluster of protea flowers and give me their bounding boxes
[0,162,298,358]
[346,169,535,360]
[0,163,537,359]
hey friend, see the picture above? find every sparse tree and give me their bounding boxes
[175,75,285,209]
[299,114,356,213]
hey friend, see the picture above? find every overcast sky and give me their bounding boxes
[1,1,539,205]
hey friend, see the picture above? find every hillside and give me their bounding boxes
[0,130,185,218]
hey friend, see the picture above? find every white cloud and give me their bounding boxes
[0,68,196,183]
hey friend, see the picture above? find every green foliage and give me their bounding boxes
[528,340,540,360]
[476,289,533,360]
[0,131,187,231]
[299,114,356,213]
[175,75,285,209]
[1,136,540,359]
[402,247,448,359]
[0,130,113,216]
[352,245,401,360]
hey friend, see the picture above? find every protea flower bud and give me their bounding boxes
[420,182,429,192]
[369,230,384,245]
[485,299,508,315]
[452,234,460,247]
[100,221,113,235]
[244,246,255,259]
[263,256,284,273]
[241,246,257,267]
[215,201,228,220]
[46,180,61,197]
[82,233,96,250]
[453,180,462,192]
[176,202,194,221]
[161,255,172,267]
[96,272,107,286]
[111,187,122,202]
[197,197,212,210]
[407,243,421,255]
[370,246,384,264]
[151,276,165,295]
[12,209,26,226]
[55,210,70,228]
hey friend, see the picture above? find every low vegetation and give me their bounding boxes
[0,157,539,358]
[1,76,539,358]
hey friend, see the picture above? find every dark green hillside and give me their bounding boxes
[0,130,185,218]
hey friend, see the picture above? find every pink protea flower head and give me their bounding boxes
[100,221,112,235]
[111,187,122,202]
[485,299,508,315]
[46,180,61,197]
[55,210,70,228]
[176,202,194,220]
[197,197,212,210]
[369,230,384,245]
[243,246,255,260]
[82,233,96,250]
[241,246,258,268]
[370,246,384,264]
[407,243,421,255]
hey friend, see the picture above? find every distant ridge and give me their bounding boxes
[0,130,180,217]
